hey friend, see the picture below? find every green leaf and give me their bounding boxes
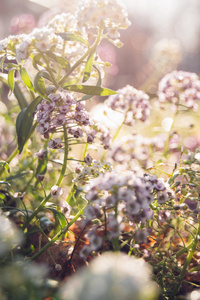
[0,161,10,173]
[56,57,71,72]
[20,67,35,91]
[83,50,95,83]
[63,84,117,96]
[0,56,6,71]
[45,51,71,72]
[16,96,42,153]
[46,207,67,228]
[57,32,89,48]
[8,69,15,92]
[32,53,43,70]
[6,171,33,181]
[40,71,52,82]
[34,71,47,96]
[14,83,28,109]
[79,65,102,101]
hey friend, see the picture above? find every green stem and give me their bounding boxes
[163,104,179,158]
[113,114,126,142]
[172,221,200,297]
[29,205,86,261]
[59,27,103,84]
[42,53,59,88]
[22,125,68,230]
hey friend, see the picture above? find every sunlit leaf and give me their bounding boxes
[20,67,35,91]
[57,32,89,48]
[16,96,42,153]
[46,207,67,228]
[45,51,71,72]
[0,161,10,173]
[34,71,47,95]
[14,83,28,109]
[80,64,102,101]
[63,84,117,96]
[8,69,15,92]
[32,53,43,70]
[83,50,95,83]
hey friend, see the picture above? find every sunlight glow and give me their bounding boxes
[162,117,173,132]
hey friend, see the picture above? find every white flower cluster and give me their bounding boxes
[74,159,112,184]
[59,252,158,300]
[0,212,22,257]
[76,0,131,39]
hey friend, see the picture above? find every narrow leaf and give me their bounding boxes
[8,69,15,92]
[83,50,95,83]
[20,67,34,91]
[79,64,102,101]
[0,161,10,173]
[0,56,6,71]
[56,57,71,72]
[63,84,117,96]
[47,207,67,228]
[57,32,89,48]
[45,51,71,72]
[34,71,47,96]
[32,53,43,70]
[14,83,28,109]
[6,171,33,181]
[16,96,42,153]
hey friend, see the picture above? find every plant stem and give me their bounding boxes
[172,221,200,297]
[59,27,103,84]
[22,125,68,230]
[29,205,86,261]
[42,53,59,88]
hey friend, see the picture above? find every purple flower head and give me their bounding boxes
[158,70,200,111]
[47,138,62,149]
[59,200,71,217]
[51,185,63,198]
[106,85,151,126]
[84,153,93,165]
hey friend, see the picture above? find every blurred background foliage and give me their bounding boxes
[1,0,200,91]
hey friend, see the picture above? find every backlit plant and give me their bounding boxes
[0,1,200,300]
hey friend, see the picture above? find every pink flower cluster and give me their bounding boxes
[158,70,200,111]
[35,89,111,149]
[80,171,173,258]
[106,85,151,126]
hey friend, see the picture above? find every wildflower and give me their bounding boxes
[35,149,47,160]
[76,0,131,40]
[15,38,31,63]
[68,127,83,138]
[59,200,71,217]
[158,70,200,111]
[47,138,62,149]
[106,85,151,126]
[84,153,93,165]
[60,252,158,300]
[51,185,63,198]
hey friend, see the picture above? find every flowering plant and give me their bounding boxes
[0,1,200,299]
